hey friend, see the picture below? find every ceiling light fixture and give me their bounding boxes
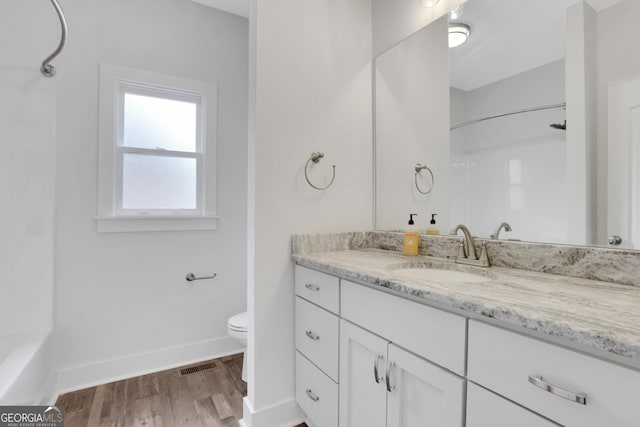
[419,0,440,7]
[448,23,470,48]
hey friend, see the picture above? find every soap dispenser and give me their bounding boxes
[404,214,419,256]
[426,214,439,235]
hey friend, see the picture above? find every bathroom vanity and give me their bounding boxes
[291,234,640,427]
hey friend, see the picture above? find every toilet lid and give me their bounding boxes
[228,311,247,331]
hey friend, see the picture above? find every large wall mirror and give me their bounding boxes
[374,0,640,250]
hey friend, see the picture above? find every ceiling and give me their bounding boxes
[449,0,623,91]
[189,0,624,91]
[190,0,249,18]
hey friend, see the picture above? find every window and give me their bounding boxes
[119,89,200,213]
[97,64,218,232]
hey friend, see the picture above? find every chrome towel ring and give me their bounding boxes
[414,163,434,194]
[304,152,336,190]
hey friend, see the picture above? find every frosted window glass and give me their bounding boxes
[123,93,197,152]
[122,153,197,210]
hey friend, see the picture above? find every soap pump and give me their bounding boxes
[426,213,439,235]
[403,214,419,256]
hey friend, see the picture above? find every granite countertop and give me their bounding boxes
[292,248,640,367]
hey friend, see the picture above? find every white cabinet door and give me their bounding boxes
[386,344,464,427]
[339,320,388,427]
[466,382,559,427]
[341,280,467,375]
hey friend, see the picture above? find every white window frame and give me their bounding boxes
[97,63,218,232]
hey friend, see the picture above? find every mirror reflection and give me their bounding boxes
[374,0,640,250]
[449,0,568,245]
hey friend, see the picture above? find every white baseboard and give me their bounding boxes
[240,396,304,427]
[56,335,242,394]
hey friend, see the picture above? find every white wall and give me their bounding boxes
[596,0,640,245]
[52,0,248,391]
[0,1,58,406]
[450,61,568,242]
[375,17,450,233]
[0,89,55,335]
[247,0,372,425]
[566,0,597,245]
[0,2,57,336]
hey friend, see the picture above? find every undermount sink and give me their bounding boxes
[391,267,492,284]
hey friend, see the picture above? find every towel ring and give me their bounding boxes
[305,152,336,190]
[414,163,434,195]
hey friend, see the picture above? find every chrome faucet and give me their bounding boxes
[491,222,512,239]
[450,224,490,267]
[450,224,477,259]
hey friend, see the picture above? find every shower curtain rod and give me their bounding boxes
[41,0,68,77]
[450,102,566,131]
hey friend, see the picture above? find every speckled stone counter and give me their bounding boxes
[291,231,640,287]
[291,248,640,368]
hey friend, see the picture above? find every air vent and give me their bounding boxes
[180,362,215,376]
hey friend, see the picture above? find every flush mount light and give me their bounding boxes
[419,0,440,7]
[448,23,470,48]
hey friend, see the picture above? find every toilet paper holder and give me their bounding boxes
[186,272,217,282]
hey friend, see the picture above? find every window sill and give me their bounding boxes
[95,215,218,233]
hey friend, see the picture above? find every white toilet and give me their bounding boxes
[227,311,248,382]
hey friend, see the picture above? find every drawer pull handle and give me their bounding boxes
[373,354,383,384]
[305,389,320,402]
[385,362,396,392]
[305,283,320,291]
[305,330,320,341]
[528,375,587,405]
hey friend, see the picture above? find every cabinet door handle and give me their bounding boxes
[305,388,320,402]
[305,330,320,341]
[385,361,396,392]
[373,354,383,384]
[305,283,320,291]
[528,375,587,405]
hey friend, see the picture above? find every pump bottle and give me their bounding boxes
[403,214,419,256]
[426,213,440,235]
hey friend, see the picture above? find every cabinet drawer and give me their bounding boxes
[295,297,339,381]
[295,265,340,314]
[296,351,338,427]
[466,382,558,427]
[341,280,466,375]
[468,320,640,427]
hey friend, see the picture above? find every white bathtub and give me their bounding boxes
[0,330,56,405]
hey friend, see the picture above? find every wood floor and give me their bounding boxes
[56,353,308,426]
[56,354,308,427]
[57,354,248,427]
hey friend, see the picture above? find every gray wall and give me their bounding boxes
[247,0,372,424]
[6,0,248,392]
[375,16,450,232]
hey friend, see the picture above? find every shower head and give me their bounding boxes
[550,120,566,130]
